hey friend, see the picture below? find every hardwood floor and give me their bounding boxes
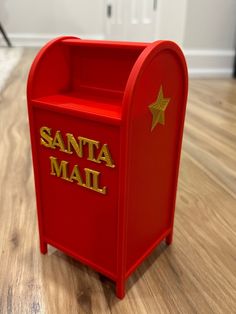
[0,49,236,313]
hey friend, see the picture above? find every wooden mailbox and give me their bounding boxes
[27,37,188,298]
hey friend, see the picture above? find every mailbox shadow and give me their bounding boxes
[125,241,169,292]
[99,241,169,305]
[42,241,169,307]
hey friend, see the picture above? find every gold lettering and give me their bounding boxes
[42,127,115,195]
[40,127,115,169]
[52,131,66,152]
[40,126,54,148]
[49,156,70,181]
[49,156,107,195]
[96,144,115,168]
[79,137,100,163]
[66,133,83,158]
[84,168,106,194]
[69,164,83,185]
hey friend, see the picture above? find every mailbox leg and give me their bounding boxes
[40,241,48,254]
[116,280,125,299]
[166,229,173,245]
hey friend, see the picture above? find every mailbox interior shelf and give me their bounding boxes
[29,38,147,125]
[31,90,122,125]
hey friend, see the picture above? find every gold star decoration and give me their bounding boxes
[148,85,171,131]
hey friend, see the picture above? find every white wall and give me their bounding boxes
[0,0,105,45]
[0,0,235,77]
[155,0,188,46]
[184,0,236,50]
[154,0,236,77]
[183,0,236,77]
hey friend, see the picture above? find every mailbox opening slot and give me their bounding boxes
[68,44,145,104]
[30,39,147,122]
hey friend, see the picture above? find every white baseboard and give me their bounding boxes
[184,49,235,78]
[0,34,235,78]
[0,33,105,47]
[188,68,234,78]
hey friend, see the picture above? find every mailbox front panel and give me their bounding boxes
[32,106,120,277]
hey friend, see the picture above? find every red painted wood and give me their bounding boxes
[27,37,188,299]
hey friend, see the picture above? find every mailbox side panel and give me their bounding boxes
[124,47,188,275]
[30,106,119,278]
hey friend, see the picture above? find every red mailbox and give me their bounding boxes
[27,37,188,298]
